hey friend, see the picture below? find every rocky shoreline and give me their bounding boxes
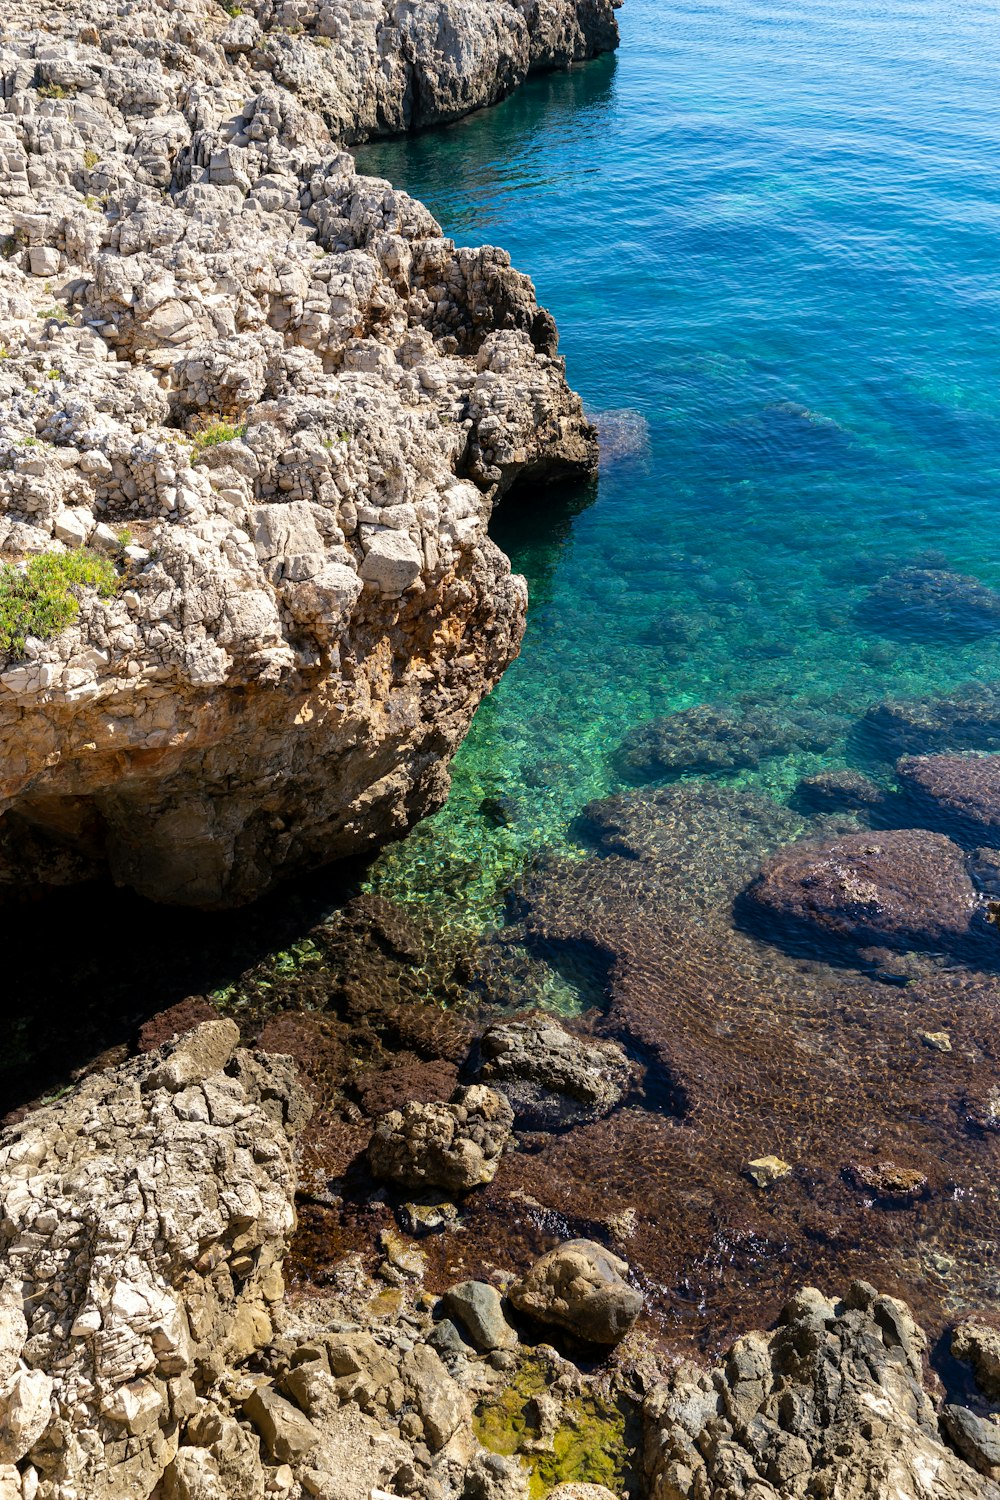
[0,0,615,905]
[0,1018,997,1499]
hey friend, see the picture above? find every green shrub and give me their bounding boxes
[191,419,246,461]
[36,83,69,100]
[0,550,118,656]
[83,147,100,170]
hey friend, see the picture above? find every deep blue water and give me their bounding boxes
[356,0,1000,930]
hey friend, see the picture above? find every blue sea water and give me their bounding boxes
[356,0,1000,931]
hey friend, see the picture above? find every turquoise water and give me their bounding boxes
[357,0,1000,930]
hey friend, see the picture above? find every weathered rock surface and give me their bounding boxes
[475,1018,631,1129]
[0,1020,309,1500]
[953,1318,1000,1400]
[0,0,610,905]
[368,1084,514,1191]
[509,1239,642,1345]
[739,827,988,962]
[644,1282,999,1499]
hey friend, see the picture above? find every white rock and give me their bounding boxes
[28,246,59,277]
[359,530,423,594]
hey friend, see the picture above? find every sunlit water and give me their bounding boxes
[355,0,1000,933]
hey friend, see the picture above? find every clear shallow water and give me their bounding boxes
[356,0,1000,932]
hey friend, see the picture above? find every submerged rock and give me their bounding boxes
[0,0,609,907]
[644,1283,997,1499]
[792,767,887,814]
[475,1019,631,1130]
[953,1319,1000,1400]
[858,566,1000,638]
[896,752,1000,847]
[739,827,988,962]
[509,1239,642,1346]
[862,682,1000,759]
[368,1085,514,1191]
[615,702,845,781]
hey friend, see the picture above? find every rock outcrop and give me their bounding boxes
[0,0,612,905]
[644,1282,999,1499]
[0,1020,309,1500]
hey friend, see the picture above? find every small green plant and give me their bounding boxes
[47,370,60,380]
[0,550,118,656]
[19,437,38,447]
[36,83,69,100]
[223,3,243,13]
[0,236,15,260]
[116,527,133,550]
[37,307,65,322]
[338,430,350,443]
[82,147,100,170]
[0,345,8,360]
[191,419,246,461]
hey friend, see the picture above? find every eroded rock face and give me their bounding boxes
[644,1282,998,1500]
[0,0,607,905]
[0,1020,309,1500]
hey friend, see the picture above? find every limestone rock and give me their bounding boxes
[509,1239,642,1346]
[953,1318,1000,1399]
[0,1023,308,1500]
[243,1387,321,1464]
[0,0,608,907]
[368,1085,514,1191]
[644,1283,997,1499]
[475,1019,631,1129]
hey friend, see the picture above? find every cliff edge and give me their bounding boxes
[0,0,616,903]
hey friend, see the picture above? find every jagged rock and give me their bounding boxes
[242,1387,321,1464]
[0,0,610,906]
[368,1085,514,1191]
[0,1022,309,1500]
[546,1488,621,1500]
[896,753,1000,847]
[942,1405,1000,1478]
[740,827,988,962]
[441,1281,517,1352]
[953,1319,1000,1399]
[509,1239,642,1345]
[643,1283,998,1499]
[475,1019,631,1129]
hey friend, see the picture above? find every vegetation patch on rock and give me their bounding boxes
[0,549,117,656]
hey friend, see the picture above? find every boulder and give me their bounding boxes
[645,1284,998,1498]
[368,1085,514,1191]
[509,1239,642,1346]
[441,1281,517,1352]
[740,828,987,961]
[475,1019,631,1129]
[242,1387,321,1464]
[792,767,887,814]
